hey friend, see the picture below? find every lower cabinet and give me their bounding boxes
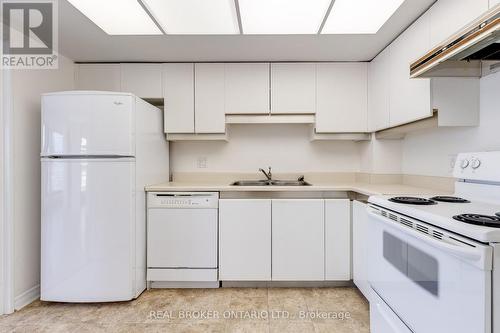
[325,199,351,280]
[218,198,351,281]
[352,200,371,300]
[272,199,325,281]
[218,199,272,280]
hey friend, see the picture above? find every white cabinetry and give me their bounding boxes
[272,199,324,281]
[325,199,351,280]
[225,63,270,114]
[219,199,272,281]
[271,63,316,114]
[352,200,370,300]
[194,63,226,133]
[162,63,194,133]
[316,63,367,133]
[368,47,390,131]
[429,0,489,46]
[75,64,121,91]
[120,64,162,98]
[389,14,432,127]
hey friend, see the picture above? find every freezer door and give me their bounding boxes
[41,158,137,302]
[41,93,135,156]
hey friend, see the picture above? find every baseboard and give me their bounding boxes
[14,284,39,310]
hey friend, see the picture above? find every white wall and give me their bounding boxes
[9,56,75,302]
[402,71,500,177]
[171,124,360,173]
[358,137,403,174]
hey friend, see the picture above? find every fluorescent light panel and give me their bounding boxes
[67,0,161,35]
[322,0,404,34]
[142,0,239,34]
[239,0,331,34]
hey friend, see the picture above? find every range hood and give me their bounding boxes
[411,5,500,78]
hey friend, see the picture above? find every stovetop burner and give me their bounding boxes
[389,197,437,205]
[497,212,500,218]
[453,214,500,227]
[430,196,470,203]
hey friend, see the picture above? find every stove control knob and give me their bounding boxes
[460,159,470,169]
[471,158,481,169]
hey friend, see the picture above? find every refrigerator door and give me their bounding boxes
[41,158,137,302]
[41,92,135,156]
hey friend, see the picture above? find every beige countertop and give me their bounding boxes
[145,181,446,197]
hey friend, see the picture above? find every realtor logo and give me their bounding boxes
[1,0,58,69]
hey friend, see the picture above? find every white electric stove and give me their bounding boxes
[368,151,500,333]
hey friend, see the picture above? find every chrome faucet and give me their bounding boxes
[259,166,272,180]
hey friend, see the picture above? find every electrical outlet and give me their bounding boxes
[197,156,207,169]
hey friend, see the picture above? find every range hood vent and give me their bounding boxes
[411,5,500,78]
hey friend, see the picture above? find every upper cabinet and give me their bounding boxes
[120,64,162,99]
[368,47,390,132]
[75,64,121,91]
[389,13,432,127]
[316,63,368,133]
[194,63,226,134]
[428,0,489,46]
[271,63,316,114]
[225,63,270,115]
[162,63,195,134]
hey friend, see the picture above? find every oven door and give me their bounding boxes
[368,205,492,333]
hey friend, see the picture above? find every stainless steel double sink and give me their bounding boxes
[231,180,312,186]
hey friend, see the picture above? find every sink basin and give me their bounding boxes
[231,180,312,186]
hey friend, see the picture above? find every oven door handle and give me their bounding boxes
[368,210,491,270]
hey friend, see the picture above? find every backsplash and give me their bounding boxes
[170,124,360,173]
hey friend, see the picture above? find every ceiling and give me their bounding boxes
[58,0,435,63]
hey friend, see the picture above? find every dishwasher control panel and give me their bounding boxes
[147,192,219,209]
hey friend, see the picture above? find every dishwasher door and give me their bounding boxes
[148,208,218,268]
[147,192,218,269]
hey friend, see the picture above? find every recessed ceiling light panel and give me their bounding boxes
[67,0,162,35]
[322,0,405,34]
[142,0,239,34]
[239,0,331,34]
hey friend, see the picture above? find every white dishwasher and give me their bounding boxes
[147,192,219,287]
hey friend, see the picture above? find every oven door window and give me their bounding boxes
[383,231,439,296]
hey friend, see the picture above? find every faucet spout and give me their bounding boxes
[259,167,272,180]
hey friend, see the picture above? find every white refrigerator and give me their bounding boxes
[40,91,169,302]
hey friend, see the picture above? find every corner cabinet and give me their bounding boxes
[218,198,351,282]
[352,200,370,300]
[271,63,316,114]
[316,63,368,133]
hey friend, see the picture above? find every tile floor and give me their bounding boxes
[0,287,369,332]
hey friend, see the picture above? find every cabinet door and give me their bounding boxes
[219,199,271,281]
[121,63,162,98]
[225,63,270,114]
[429,0,489,47]
[272,199,324,281]
[325,199,351,281]
[368,47,391,131]
[194,63,226,133]
[162,63,194,133]
[271,63,316,114]
[352,200,371,299]
[75,64,121,91]
[316,63,367,133]
[389,14,432,127]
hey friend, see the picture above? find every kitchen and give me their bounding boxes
[1,0,500,332]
